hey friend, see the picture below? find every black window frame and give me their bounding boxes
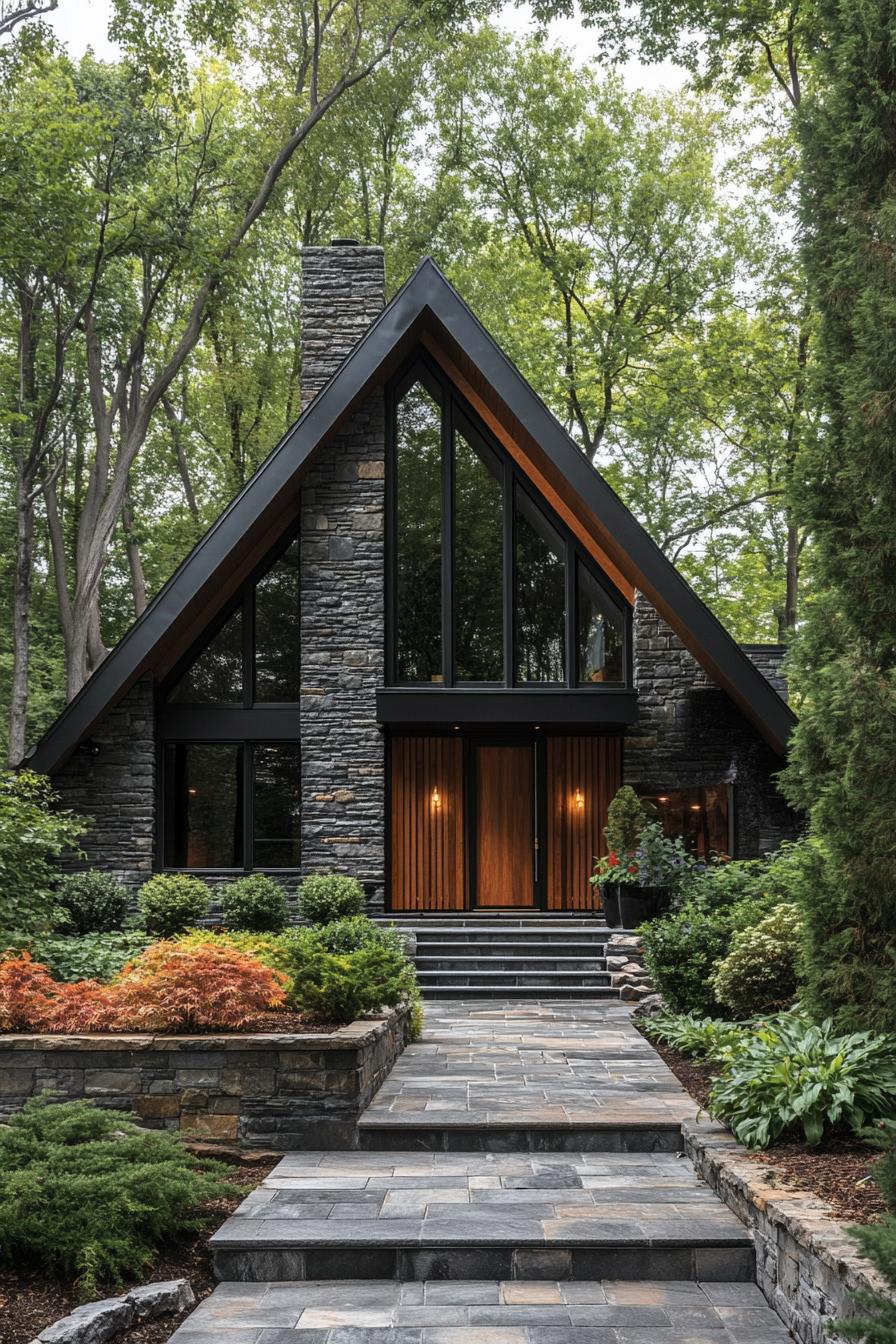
[386,350,631,690]
[156,528,302,873]
[158,739,301,874]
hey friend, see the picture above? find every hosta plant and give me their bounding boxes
[643,1012,750,1064]
[709,1013,896,1148]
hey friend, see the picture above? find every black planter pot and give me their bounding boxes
[600,883,623,927]
[617,884,674,928]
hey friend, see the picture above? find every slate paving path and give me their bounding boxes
[359,1001,694,1147]
[171,1001,793,1343]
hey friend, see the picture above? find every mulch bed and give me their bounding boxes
[0,1155,277,1344]
[643,1029,886,1225]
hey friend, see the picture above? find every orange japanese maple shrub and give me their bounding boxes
[0,953,60,1030]
[112,941,288,1030]
[44,979,121,1032]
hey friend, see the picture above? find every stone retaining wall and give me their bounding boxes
[684,1117,889,1344]
[0,1009,409,1151]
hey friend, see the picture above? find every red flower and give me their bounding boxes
[627,865,638,874]
[607,853,619,867]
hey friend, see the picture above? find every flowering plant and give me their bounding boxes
[591,821,701,890]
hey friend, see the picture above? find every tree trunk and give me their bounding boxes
[8,480,33,765]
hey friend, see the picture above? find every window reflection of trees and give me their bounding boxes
[255,541,300,701]
[169,610,243,703]
[454,430,503,682]
[514,490,565,683]
[396,382,442,683]
[577,563,624,684]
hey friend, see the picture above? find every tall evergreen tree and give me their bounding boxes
[781,0,896,1031]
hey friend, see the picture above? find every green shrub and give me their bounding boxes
[29,932,153,982]
[0,1096,235,1297]
[640,898,766,1014]
[297,873,365,924]
[0,771,88,937]
[222,874,288,932]
[709,1013,896,1148]
[54,871,129,934]
[683,857,774,912]
[710,903,804,1018]
[314,915,403,955]
[288,939,416,1024]
[643,1012,750,1064]
[137,874,210,936]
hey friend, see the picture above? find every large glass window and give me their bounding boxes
[255,540,300,701]
[454,429,503,682]
[253,744,301,867]
[395,381,442,683]
[514,488,566,683]
[163,743,244,868]
[167,535,299,707]
[168,610,243,704]
[576,560,624,684]
[162,742,301,870]
[389,358,630,690]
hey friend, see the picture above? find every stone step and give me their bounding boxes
[414,938,617,951]
[416,956,611,972]
[419,987,626,1000]
[357,1117,683,1152]
[416,971,613,988]
[209,1152,754,1284]
[170,1279,790,1342]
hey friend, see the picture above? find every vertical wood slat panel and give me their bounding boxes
[546,735,621,910]
[389,736,465,911]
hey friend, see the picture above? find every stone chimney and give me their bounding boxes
[300,241,386,408]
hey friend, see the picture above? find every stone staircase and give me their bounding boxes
[391,917,652,1000]
[168,1002,790,1344]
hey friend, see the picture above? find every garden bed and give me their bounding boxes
[0,1153,276,1344]
[646,1030,886,1224]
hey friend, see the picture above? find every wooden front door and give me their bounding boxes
[474,743,536,908]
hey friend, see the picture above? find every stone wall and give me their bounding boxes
[300,243,386,407]
[0,1010,409,1151]
[684,1118,889,1344]
[299,394,386,906]
[742,643,788,700]
[624,595,798,857]
[50,676,156,890]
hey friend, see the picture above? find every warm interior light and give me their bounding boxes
[431,787,442,810]
[574,787,585,811]
[187,787,198,796]
[690,803,701,811]
[658,795,669,803]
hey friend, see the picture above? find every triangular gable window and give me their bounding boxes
[166,537,299,705]
[388,352,629,689]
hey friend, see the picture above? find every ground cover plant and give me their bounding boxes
[0,1096,235,1298]
[19,932,153,983]
[642,1011,750,1064]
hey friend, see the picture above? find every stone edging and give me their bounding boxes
[30,1279,194,1344]
[0,1014,398,1052]
[683,1117,891,1343]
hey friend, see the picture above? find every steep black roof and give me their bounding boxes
[28,258,796,772]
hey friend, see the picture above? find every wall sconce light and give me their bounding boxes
[187,787,198,796]
[431,787,442,810]
[690,803,701,812]
[574,787,584,811]
[658,795,669,803]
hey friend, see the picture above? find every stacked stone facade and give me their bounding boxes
[299,395,386,904]
[52,675,156,888]
[624,595,798,856]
